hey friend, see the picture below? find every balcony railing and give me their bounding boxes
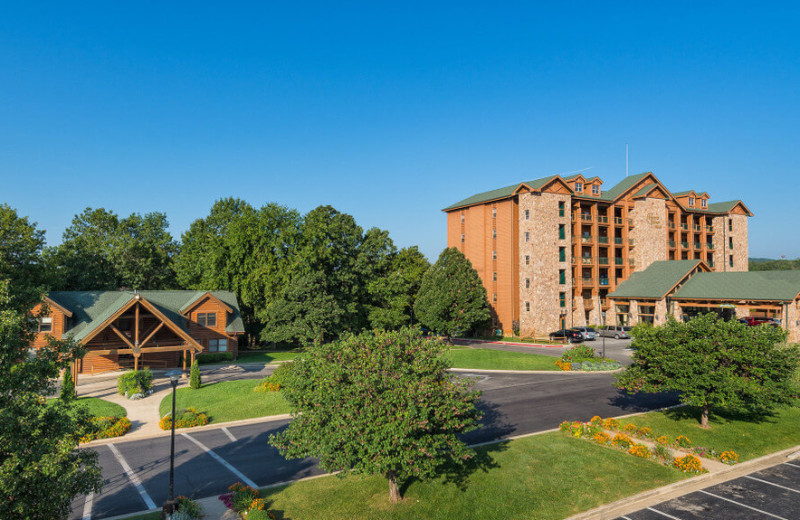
[599,278,609,286]
[707,261,715,267]
[681,241,689,249]
[706,226,714,232]
[680,223,689,230]
[614,237,623,244]
[706,243,714,250]
[694,242,702,249]
[668,222,675,229]
[598,236,609,244]
[580,236,593,244]
[581,257,593,265]
[668,240,676,248]
[581,214,592,222]
[597,216,609,224]
[613,217,624,225]
[598,257,609,265]
[600,298,608,307]
[581,276,594,284]
[694,225,702,232]
[614,257,624,265]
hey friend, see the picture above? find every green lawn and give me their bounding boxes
[446,348,559,371]
[236,350,302,364]
[158,379,291,424]
[260,432,685,520]
[47,397,127,418]
[626,404,800,461]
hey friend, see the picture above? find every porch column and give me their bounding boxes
[182,349,187,372]
[134,353,139,371]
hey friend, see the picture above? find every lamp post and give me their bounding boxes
[163,370,182,519]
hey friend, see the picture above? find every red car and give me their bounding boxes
[739,317,780,327]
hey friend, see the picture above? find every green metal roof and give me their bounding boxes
[47,290,246,341]
[631,183,667,199]
[608,260,703,300]
[596,172,651,201]
[442,175,560,211]
[674,271,800,302]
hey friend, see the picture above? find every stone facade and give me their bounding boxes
[785,302,800,343]
[629,197,668,271]
[518,191,572,337]
[730,213,749,272]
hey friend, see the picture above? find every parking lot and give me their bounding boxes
[617,461,800,519]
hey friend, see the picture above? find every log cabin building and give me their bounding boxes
[32,290,245,374]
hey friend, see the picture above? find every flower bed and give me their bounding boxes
[159,407,210,430]
[253,379,281,392]
[554,346,621,371]
[80,416,132,442]
[172,496,203,519]
[219,482,277,519]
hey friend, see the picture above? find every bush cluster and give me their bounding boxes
[673,454,703,473]
[218,482,276,519]
[159,407,209,430]
[555,348,621,371]
[196,352,234,364]
[253,379,281,392]
[172,496,203,520]
[117,369,153,397]
[80,416,132,442]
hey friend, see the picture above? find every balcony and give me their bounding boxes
[583,298,594,310]
[680,223,689,230]
[694,242,702,249]
[706,226,714,233]
[581,214,592,222]
[600,298,608,307]
[581,257,594,265]
[599,278,609,286]
[597,216,609,224]
[668,222,676,229]
[614,237,623,245]
[681,241,689,249]
[598,256,609,265]
[581,276,594,284]
[668,240,676,248]
[614,257,624,265]
[613,217,624,225]
[598,236,609,244]
[580,236,593,244]
[706,243,714,250]
[694,225,702,232]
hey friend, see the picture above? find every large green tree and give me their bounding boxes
[270,327,482,503]
[366,246,430,329]
[45,207,179,290]
[414,247,491,339]
[616,313,800,428]
[0,204,48,311]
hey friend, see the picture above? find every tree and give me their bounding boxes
[45,208,179,290]
[366,246,430,330]
[0,204,48,311]
[60,367,75,401]
[189,359,201,390]
[270,327,482,503]
[414,248,491,340]
[616,313,800,428]
[0,280,102,518]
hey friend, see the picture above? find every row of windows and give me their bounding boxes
[574,183,601,195]
[196,312,217,327]
[208,338,227,352]
[687,197,708,208]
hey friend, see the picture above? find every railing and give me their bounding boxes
[681,241,689,248]
[627,218,634,226]
[694,242,702,249]
[680,223,689,230]
[581,257,593,265]
[583,298,594,309]
[614,257,624,265]
[598,236,609,244]
[668,222,675,229]
[599,278,609,286]
[668,240,676,248]
[581,236,593,244]
[706,243,714,250]
[581,214,592,222]
[613,217,624,225]
[582,276,594,284]
[706,226,714,232]
[598,256,609,265]
[694,225,702,232]
[598,216,609,224]
[614,237,623,244]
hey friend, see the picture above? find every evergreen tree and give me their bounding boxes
[60,367,76,401]
[189,359,201,390]
[414,248,491,340]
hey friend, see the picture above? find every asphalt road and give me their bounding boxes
[72,369,677,519]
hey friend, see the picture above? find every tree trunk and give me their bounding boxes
[700,404,710,429]
[386,471,401,503]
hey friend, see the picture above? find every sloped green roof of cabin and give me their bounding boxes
[442,175,559,211]
[597,172,651,201]
[631,183,666,199]
[608,260,703,300]
[47,290,245,341]
[674,271,800,302]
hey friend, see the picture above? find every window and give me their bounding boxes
[729,255,734,268]
[592,184,600,195]
[38,316,52,333]
[525,255,530,265]
[728,218,733,232]
[492,293,497,303]
[701,199,707,208]
[559,292,566,308]
[559,269,566,285]
[559,247,566,262]
[575,182,583,193]
[558,224,566,240]
[461,234,465,243]
[493,272,497,281]
[524,231,530,242]
[197,312,217,327]
[492,250,497,260]
[558,201,565,217]
[688,197,695,207]
[728,237,733,250]
[461,213,465,223]
[525,302,530,312]
[208,339,227,352]
[524,209,530,220]
[492,208,497,218]
[525,278,530,288]
[492,229,497,239]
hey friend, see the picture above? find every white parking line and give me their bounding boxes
[698,490,787,519]
[107,443,156,510]
[222,427,237,442]
[82,492,93,520]
[646,507,684,519]
[745,475,800,494]
[782,461,800,469]
[182,433,257,488]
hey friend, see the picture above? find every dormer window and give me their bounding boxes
[38,317,52,333]
[575,182,583,193]
[688,197,695,207]
[591,185,600,195]
[701,199,707,208]
[197,312,217,327]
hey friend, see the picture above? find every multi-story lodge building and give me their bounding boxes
[443,171,753,337]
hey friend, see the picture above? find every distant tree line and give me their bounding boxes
[749,257,800,271]
[4,200,491,348]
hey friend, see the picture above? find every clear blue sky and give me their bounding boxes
[2,2,798,261]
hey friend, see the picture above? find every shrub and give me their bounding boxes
[676,435,692,448]
[268,362,295,387]
[623,423,639,435]
[254,379,281,392]
[638,426,653,438]
[653,444,672,462]
[656,435,671,445]
[196,352,234,364]
[159,407,209,430]
[673,454,703,473]
[117,369,153,396]
[719,450,739,465]
[611,433,634,449]
[560,345,597,362]
[554,359,572,371]
[589,415,603,426]
[593,432,610,444]
[603,418,620,430]
[189,360,201,390]
[60,369,75,401]
[174,496,203,519]
[80,416,132,442]
[628,444,651,458]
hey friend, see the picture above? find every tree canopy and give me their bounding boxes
[414,247,491,339]
[0,204,48,311]
[616,313,800,428]
[270,327,482,503]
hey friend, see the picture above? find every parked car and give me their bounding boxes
[572,327,597,341]
[598,326,631,339]
[739,317,780,327]
[549,329,584,343]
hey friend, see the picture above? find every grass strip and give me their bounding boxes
[259,432,685,519]
[47,396,127,418]
[236,351,302,364]
[625,404,800,461]
[446,348,559,371]
[158,379,291,424]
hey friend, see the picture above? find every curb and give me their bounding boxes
[566,443,800,520]
[455,338,568,348]
[450,367,623,375]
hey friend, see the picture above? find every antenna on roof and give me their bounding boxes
[626,143,629,177]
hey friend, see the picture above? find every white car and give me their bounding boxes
[572,327,597,340]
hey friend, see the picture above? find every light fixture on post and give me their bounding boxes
[163,370,183,519]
